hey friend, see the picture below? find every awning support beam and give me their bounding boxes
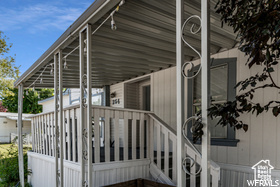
[54,50,64,187]
[59,50,64,187]
[79,23,93,187]
[17,83,24,187]
[86,24,93,187]
[201,0,211,186]
[176,0,186,186]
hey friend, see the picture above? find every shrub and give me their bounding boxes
[0,144,31,186]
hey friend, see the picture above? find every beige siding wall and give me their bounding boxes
[110,83,124,108]
[110,47,280,168]
[125,83,139,109]
[152,67,177,131]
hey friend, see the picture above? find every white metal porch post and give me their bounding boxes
[86,24,93,187]
[17,83,24,187]
[54,51,64,187]
[176,0,186,186]
[201,0,211,186]
[79,27,85,187]
[79,24,92,187]
[54,52,59,187]
[59,50,64,187]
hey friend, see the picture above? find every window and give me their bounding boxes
[92,93,103,105]
[187,58,239,146]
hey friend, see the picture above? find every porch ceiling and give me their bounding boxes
[15,0,237,89]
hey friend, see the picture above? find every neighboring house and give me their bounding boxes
[13,0,280,187]
[0,112,32,143]
[38,88,104,112]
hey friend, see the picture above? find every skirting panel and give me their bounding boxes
[28,151,150,187]
[219,162,280,187]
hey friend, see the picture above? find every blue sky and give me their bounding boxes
[0,0,93,75]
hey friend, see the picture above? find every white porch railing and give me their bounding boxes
[30,104,220,186]
[31,104,151,163]
[184,141,220,187]
[148,113,177,185]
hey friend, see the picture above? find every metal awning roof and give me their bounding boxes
[14,0,237,89]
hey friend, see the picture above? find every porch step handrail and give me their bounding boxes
[147,113,220,187]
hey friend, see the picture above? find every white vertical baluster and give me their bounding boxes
[123,111,129,161]
[156,123,161,169]
[164,129,169,177]
[132,112,137,160]
[71,109,76,162]
[140,113,145,159]
[42,115,46,155]
[105,109,110,162]
[171,135,177,182]
[114,111,119,161]
[94,108,100,163]
[149,117,154,163]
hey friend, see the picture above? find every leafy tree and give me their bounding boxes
[0,31,53,114]
[207,1,280,131]
[2,88,53,114]
[0,101,7,112]
[0,31,20,97]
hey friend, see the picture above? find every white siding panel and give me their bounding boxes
[104,47,280,170]
[277,62,280,169]
[28,152,150,187]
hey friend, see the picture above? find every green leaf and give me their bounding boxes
[243,124,249,132]
[267,67,274,73]
[273,106,279,117]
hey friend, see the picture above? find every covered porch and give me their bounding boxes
[14,0,237,186]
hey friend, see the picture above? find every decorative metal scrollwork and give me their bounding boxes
[82,74,88,108]
[182,115,200,140]
[182,115,203,176]
[182,156,202,176]
[83,128,88,138]
[83,180,88,187]
[182,115,203,143]
[181,15,202,79]
[83,151,88,160]
[82,128,88,160]
[56,170,60,186]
